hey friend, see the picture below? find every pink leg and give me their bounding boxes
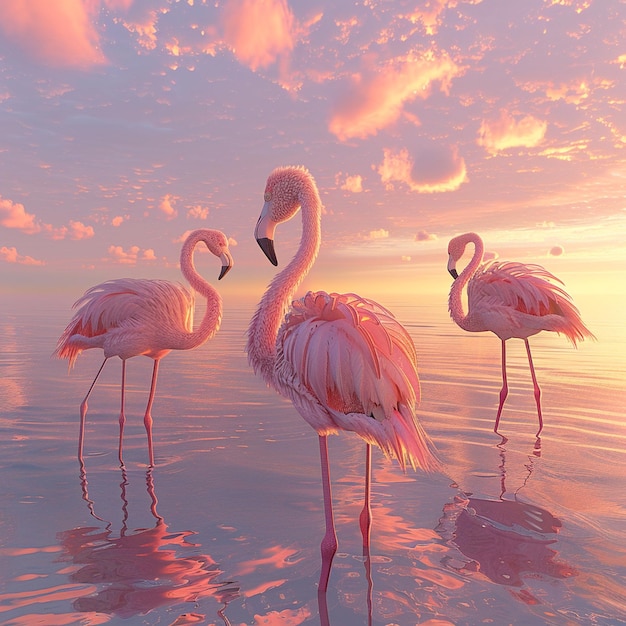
[318,435,337,593]
[118,360,127,466]
[143,359,160,467]
[524,339,543,435]
[360,446,373,626]
[359,443,372,551]
[78,358,108,466]
[494,339,508,433]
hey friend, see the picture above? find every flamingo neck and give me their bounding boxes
[248,187,321,386]
[178,232,223,350]
[449,233,483,330]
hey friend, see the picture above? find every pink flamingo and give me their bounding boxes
[55,229,234,467]
[447,232,595,435]
[246,166,439,592]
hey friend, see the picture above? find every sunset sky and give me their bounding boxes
[1,0,624,299]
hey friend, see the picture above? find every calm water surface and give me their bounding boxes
[0,292,624,625]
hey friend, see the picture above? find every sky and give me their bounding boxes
[0,0,625,300]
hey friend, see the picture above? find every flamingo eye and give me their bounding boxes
[264,192,271,202]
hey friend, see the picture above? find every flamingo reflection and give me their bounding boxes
[58,467,239,623]
[438,439,576,602]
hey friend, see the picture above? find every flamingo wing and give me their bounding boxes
[275,291,437,471]
[469,262,594,343]
[55,278,193,366]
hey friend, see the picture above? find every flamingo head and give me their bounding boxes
[447,232,482,280]
[203,229,234,280]
[254,166,316,266]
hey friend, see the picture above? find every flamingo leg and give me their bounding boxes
[143,359,160,467]
[359,445,373,626]
[318,434,337,593]
[494,339,508,433]
[359,443,372,551]
[524,339,543,435]
[79,357,108,466]
[118,359,127,466]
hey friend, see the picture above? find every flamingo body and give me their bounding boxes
[55,228,234,466]
[275,290,433,471]
[447,232,594,434]
[56,278,197,364]
[247,166,437,591]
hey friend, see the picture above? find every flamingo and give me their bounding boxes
[246,166,439,592]
[54,228,233,467]
[447,231,595,435]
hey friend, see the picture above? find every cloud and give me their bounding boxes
[400,0,449,35]
[415,230,437,242]
[549,245,564,256]
[108,245,157,264]
[111,215,127,227]
[483,250,499,261]
[187,205,209,219]
[0,197,40,233]
[367,228,389,240]
[401,255,412,262]
[221,0,296,71]
[378,145,467,193]
[1,197,96,240]
[0,246,45,266]
[120,8,161,51]
[159,194,178,220]
[337,173,363,193]
[478,111,547,154]
[68,220,95,240]
[329,52,461,141]
[0,0,114,69]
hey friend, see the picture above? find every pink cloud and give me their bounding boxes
[221,0,296,71]
[400,0,449,35]
[415,230,437,242]
[478,111,547,154]
[0,246,45,266]
[378,146,467,193]
[329,52,461,141]
[187,205,209,220]
[0,0,113,69]
[121,8,161,51]
[0,197,40,233]
[111,215,126,227]
[550,245,564,256]
[107,244,157,265]
[337,173,363,193]
[68,220,95,240]
[159,194,178,220]
[366,228,389,240]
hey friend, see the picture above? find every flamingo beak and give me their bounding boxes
[257,237,277,266]
[447,255,458,280]
[218,250,234,280]
[255,202,278,266]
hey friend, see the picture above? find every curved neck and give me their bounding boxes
[178,232,223,349]
[247,186,321,385]
[448,234,483,329]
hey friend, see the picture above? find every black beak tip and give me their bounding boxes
[257,237,278,266]
[218,265,232,280]
[449,268,459,280]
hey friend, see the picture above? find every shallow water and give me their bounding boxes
[0,292,625,625]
